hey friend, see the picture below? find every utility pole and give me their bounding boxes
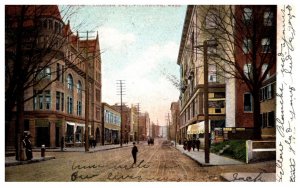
[175,111,178,148]
[195,39,218,163]
[117,80,126,147]
[203,40,209,163]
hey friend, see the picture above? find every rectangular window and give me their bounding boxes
[39,95,43,109]
[243,8,252,24]
[261,38,271,53]
[105,110,109,123]
[214,92,226,98]
[57,63,61,81]
[96,107,100,120]
[267,85,272,99]
[33,91,37,110]
[61,65,64,83]
[261,113,268,128]
[37,67,51,80]
[96,89,100,102]
[67,97,69,114]
[45,90,51,110]
[260,84,274,101]
[215,108,221,113]
[208,64,217,82]
[268,111,275,127]
[45,67,51,80]
[68,97,73,114]
[61,93,64,111]
[264,11,274,26]
[244,93,252,112]
[77,101,82,116]
[243,38,252,54]
[56,91,60,111]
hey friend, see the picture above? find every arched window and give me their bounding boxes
[77,80,82,94]
[67,74,73,90]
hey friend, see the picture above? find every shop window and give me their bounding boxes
[244,93,252,112]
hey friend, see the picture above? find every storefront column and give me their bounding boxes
[49,121,56,148]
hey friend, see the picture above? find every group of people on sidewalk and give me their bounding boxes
[183,138,200,152]
[21,130,140,164]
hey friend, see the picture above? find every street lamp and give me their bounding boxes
[195,39,218,164]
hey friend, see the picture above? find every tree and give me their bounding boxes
[191,5,276,139]
[5,5,101,160]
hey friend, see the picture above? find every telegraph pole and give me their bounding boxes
[175,112,178,148]
[117,80,126,147]
[195,40,218,163]
[203,40,209,163]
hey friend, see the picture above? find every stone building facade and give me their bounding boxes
[177,6,230,141]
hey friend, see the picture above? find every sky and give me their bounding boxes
[62,5,187,125]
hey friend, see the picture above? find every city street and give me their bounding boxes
[5,139,275,182]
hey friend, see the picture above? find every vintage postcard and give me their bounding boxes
[2,0,298,185]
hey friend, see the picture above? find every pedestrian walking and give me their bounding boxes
[183,139,187,150]
[131,142,138,164]
[22,135,33,160]
[196,139,200,151]
[187,140,192,152]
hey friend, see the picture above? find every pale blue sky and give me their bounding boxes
[61,5,186,125]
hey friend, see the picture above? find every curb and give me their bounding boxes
[5,156,55,167]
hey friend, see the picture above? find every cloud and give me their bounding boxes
[101,38,180,124]
[122,41,179,78]
[98,26,136,51]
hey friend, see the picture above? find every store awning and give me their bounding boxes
[187,121,211,134]
[76,123,85,127]
[66,122,75,126]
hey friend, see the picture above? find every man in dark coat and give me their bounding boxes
[196,139,200,151]
[22,135,33,160]
[131,142,138,164]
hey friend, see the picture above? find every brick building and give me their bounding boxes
[234,5,276,138]
[138,112,150,141]
[5,5,102,149]
[112,104,131,143]
[177,5,276,141]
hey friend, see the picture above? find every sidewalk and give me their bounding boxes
[174,144,244,166]
[34,142,133,152]
[174,144,275,181]
[5,142,135,167]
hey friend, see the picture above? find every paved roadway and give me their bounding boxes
[5,138,275,182]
